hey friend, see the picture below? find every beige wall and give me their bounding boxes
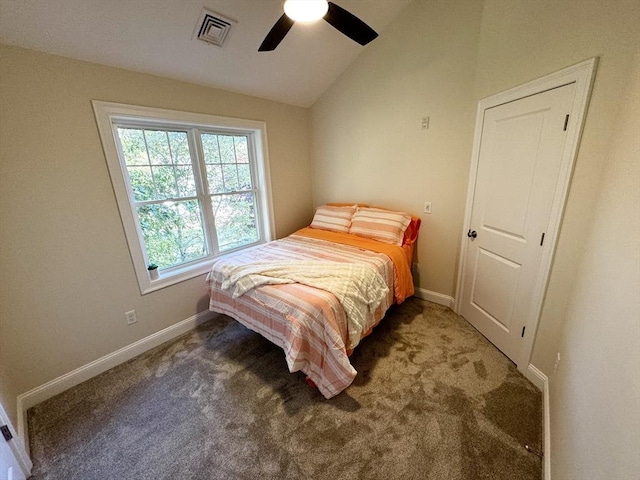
[550,54,639,480]
[0,45,312,428]
[310,0,483,296]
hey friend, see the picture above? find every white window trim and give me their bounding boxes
[92,101,275,294]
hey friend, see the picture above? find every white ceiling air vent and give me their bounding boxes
[194,8,236,47]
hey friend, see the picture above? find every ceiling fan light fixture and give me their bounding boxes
[283,0,329,23]
[259,0,377,51]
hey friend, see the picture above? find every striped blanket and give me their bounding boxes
[206,233,398,398]
[213,260,389,347]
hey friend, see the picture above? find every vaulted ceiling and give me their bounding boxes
[0,0,412,107]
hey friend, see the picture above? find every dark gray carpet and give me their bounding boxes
[28,298,542,479]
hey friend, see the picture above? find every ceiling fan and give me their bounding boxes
[259,0,378,52]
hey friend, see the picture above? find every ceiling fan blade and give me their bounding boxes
[323,2,378,46]
[259,13,295,51]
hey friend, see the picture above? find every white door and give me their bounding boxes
[0,402,28,480]
[0,435,25,480]
[459,83,576,363]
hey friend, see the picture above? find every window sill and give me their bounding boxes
[138,241,268,295]
[140,260,213,295]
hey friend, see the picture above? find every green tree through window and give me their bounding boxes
[116,127,260,271]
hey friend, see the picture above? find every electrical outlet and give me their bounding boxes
[423,202,432,214]
[125,310,138,325]
[554,352,561,372]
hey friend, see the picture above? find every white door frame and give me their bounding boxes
[0,400,32,479]
[455,58,597,374]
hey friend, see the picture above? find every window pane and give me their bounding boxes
[218,135,236,163]
[201,133,221,164]
[118,128,148,166]
[206,164,224,194]
[201,133,251,194]
[145,130,172,165]
[125,130,197,201]
[137,200,207,269]
[234,136,249,163]
[127,166,155,201]
[153,166,178,199]
[211,193,259,251]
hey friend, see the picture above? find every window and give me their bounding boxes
[93,101,274,294]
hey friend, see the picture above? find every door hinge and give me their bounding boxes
[521,326,526,338]
[1,425,12,441]
[540,232,545,246]
[563,114,570,131]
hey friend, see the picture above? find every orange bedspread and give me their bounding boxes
[293,227,415,303]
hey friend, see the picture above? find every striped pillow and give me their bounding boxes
[310,204,357,233]
[349,207,412,245]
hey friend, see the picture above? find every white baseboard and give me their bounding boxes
[414,287,455,309]
[16,309,216,451]
[527,364,551,480]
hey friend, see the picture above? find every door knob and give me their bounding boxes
[467,229,477,239]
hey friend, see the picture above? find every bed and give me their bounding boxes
[206,204,420,398]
